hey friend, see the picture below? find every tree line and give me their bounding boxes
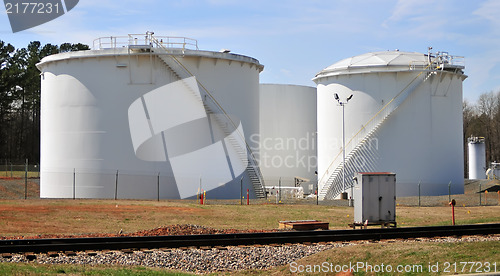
[463,90,500,177]
[0,41,89,164]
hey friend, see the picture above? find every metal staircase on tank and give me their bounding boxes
[136,33,267,199]
[318,66,435,201]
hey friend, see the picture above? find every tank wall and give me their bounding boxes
[40,52,261,199]
[316,71,465,196]
[316,72,420,192]
[178,57,260,150]
[258,84,317,187]
[375,72,464,195]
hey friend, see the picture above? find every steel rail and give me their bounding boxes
[0,224,499,254]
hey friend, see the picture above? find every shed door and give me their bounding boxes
[378,175,395,221]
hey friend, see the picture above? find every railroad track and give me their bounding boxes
[1,224,499,254]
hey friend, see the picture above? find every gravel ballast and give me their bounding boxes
[1,235,499,273]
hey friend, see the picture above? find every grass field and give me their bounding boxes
[0,178,499,275]
[0,263,191,276]
[0,199,498,237]
[0,171,40,179]
[0,202,498,275]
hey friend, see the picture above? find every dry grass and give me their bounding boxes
[0,199,498,237]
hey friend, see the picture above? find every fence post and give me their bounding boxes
[316,182,319,205]
[418,181,421,207]
[448,181,451,202]
[73,168,76,200]
[279,177,282,203]
[479,184,482,206]
[24,159,28,199]
[157,172,160,202]
[199,177,202,204]
[114,170,119,200]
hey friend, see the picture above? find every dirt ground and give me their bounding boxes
[0,178,39,199]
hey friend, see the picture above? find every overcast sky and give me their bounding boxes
[2,0,499,101]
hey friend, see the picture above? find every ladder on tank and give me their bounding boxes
[318,68,434,201]
[139,35,267,199]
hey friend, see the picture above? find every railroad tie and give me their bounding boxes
[23,252,36,261]
[64,251,76,256]
[47,251,59,257]
[86,251,98,256]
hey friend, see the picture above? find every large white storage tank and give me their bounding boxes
[313,50,467,200]
[468,137,486,179]
[37,33,265,199]
[258,84,317,189]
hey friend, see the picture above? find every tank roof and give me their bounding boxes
[313,50,465,81]
[37,33,263,72]
[37,47,263,72]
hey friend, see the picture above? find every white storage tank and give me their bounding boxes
[468,137,486,179]
[258,84,317,189]
[313,50,467,200]
[37,33,265,199]
[353,172,396,225]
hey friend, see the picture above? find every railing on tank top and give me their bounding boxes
[92,33,198,51]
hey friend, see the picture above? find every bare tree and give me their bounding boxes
[463,90,500,174]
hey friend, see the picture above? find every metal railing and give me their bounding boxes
[319,66,432,200]
[141,32,266,198]
[410,52,465,71]
[319,50,466,200]
[93,33,198,51]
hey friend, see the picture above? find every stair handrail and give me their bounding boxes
[318,64,432,192]
[147,33,266,197]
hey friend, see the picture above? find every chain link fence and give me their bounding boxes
[0,164,498,207]
[1,160,40,179]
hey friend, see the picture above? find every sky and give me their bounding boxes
[1,0,500,102]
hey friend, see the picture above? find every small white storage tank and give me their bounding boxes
[258,84,317,189]
[468,137,486,179]
[353,172,396,225]
[37,33,265,199]
[314,50,467,200]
